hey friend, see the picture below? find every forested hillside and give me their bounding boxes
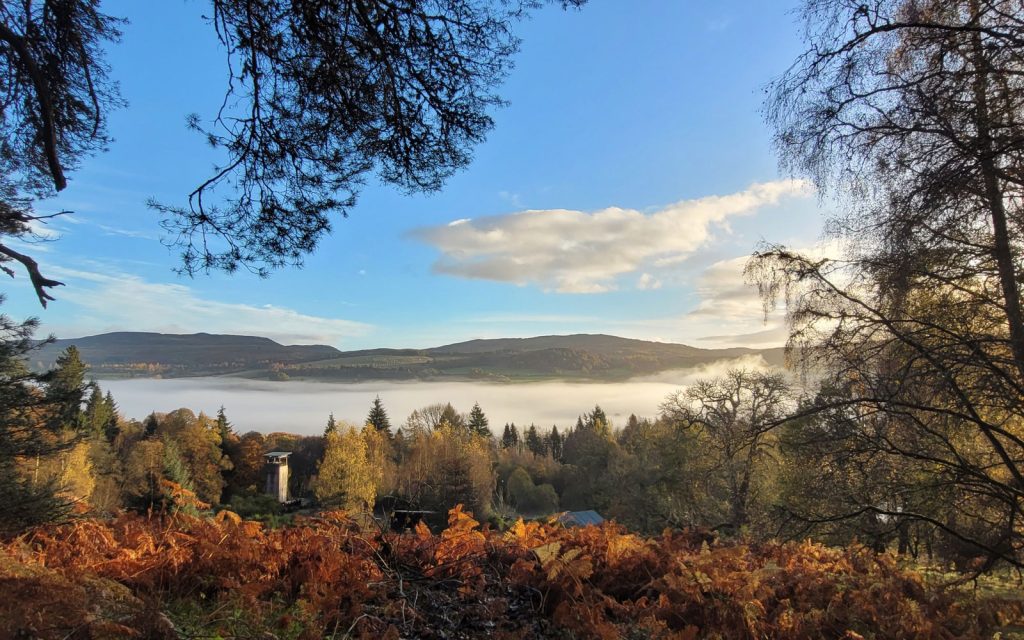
[28,332,785,381]
[28,332,340,377]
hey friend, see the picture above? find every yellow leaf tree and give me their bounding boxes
[315,425,375,511]
[57,441,95,505]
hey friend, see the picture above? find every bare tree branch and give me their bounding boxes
[0,242,63,306]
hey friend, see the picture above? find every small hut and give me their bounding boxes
[264,451,291,503]
[556,510,605,527]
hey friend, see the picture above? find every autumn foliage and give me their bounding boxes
[0,507,1020,639]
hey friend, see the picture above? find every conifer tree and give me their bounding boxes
[549,425,563,462]
[102,391,120,442]
[159,410,231,506]
[439,403,465,431]
[0,309,79,533]
[587,405,611,437]
[367,396,392,434]
[467,402,490,438]
[143,413,159,438]
[46,346,87,432]
[392,426,409,464]
[500,423,515,449]
[525,424,545,457]
[215,406,234,442]
[325,413,338,436]
[161,439,201,513]
[214,406,237,502]
[83,383,111,438]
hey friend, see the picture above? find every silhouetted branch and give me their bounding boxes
[0,243,63,307]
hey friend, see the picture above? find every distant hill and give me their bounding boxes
[28,332,785,382]
[29,332,341,378]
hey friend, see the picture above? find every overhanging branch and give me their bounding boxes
[0,243,63,306]
[0,21,66,192]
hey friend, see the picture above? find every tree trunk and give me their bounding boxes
[970,1,1024,382]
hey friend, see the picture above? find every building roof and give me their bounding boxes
[264,451,291,458]
[556,510,605,527]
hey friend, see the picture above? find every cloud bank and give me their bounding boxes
[689,239,846,348]
[411,180,811,293]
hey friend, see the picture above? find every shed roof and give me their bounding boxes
[556,510,605,527]
[264,451,291,458]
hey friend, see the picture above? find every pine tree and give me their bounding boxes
[143,413,159,438]
[549,425,563,461]
[0,310,79,533]
[325,413,338,436]
[83,382,111,438]
[367,396,392,434]
[587,405,611,437]
[215,406,234,443]
[467,402,490,438]
[500,423,515,449]
[102,391,120,442]
[439,403,464,431]
[393,426,408,462]
[160,410,231,506]
[161,439,200,513]
[214,406,236,502]
[525,424,544,457]
[46,346,87,432]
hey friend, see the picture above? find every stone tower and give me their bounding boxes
[264,451,291,502]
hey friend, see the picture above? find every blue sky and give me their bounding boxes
[4,1,828,350]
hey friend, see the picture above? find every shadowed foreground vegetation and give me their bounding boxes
[1,505,1022,640]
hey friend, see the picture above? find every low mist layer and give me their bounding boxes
[102,355,772,433]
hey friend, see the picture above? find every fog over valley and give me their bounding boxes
[101,355,773,434]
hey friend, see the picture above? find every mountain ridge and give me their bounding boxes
[28,331,785,382]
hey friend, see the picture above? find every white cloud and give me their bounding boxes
[411,180,811,293]
[689,255,766,321]
[699,326,791,347]
[637,273,662,290]
[96,224,157,239]
[629,353,775,383]
[46,267,373,346]
[25,218,62,240]
[686,254,791,348]
[688,240,846,348]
